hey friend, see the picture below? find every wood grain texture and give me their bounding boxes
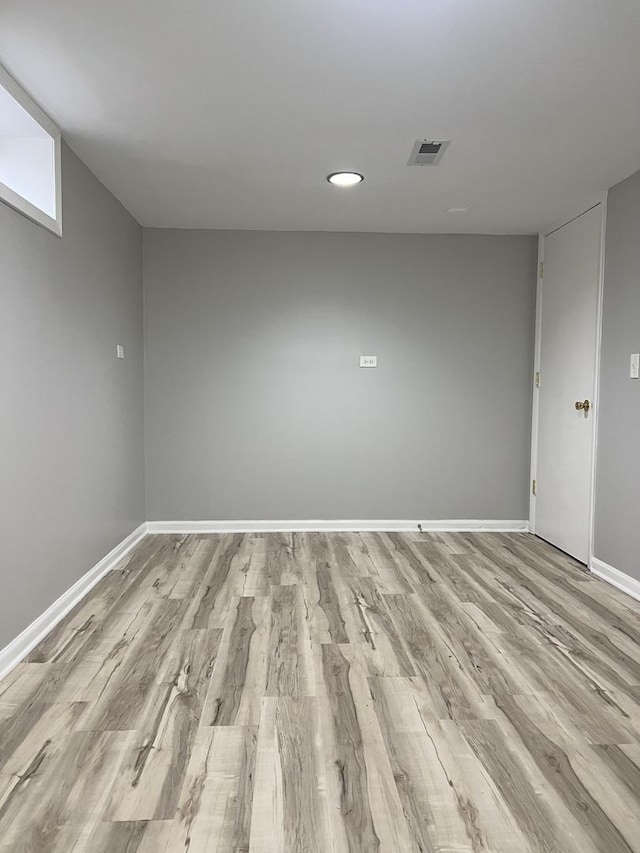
[1,531,639,851]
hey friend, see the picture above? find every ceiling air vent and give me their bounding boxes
[407,139,450,166]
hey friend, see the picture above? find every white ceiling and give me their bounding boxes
[1,0,640,233]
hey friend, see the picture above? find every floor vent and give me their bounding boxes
[407,139,450,166]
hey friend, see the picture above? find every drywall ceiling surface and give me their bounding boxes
[1,0,639,233]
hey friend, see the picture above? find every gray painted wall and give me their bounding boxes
[0,143,145,648]
[594,169,640,581]
[144,230,537,521]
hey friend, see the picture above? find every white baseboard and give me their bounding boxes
[0,522,148,682]
[146,519,529,534]
[590,557,640,602]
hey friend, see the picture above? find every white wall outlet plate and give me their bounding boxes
[116,344,125,359]
[630,352,640,379]
[359,355,377,368]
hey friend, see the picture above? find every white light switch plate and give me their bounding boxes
[116,345,125,359]
[631,353,639,379]
[360,355,377,368]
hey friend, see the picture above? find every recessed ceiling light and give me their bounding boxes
[446,206,469,214]
[327,171,364,187]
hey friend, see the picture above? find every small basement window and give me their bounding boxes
[0,65,61,235]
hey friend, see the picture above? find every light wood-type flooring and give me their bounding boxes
[1,532,640,852]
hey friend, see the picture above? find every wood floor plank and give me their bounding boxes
[236,535,270,598]
[168,536,220,599]
[1,531,639,851]
[370,677,537,853]
[81,820,173,853]
[358,533,414,594]
[184,533,244,629]
[168,725,257,852]
[490,693,637,853]
[383,592,493,720]
[318,644,382,851]
[265,533,303,585]
[250,697,327,852]
[468,542,640,687]
[24,535,172,665]
[457,718,604,853]
[314,563,350,644]
[106,628,222,820]
[318,643,414,852]
[0,662,53,714]
[342,579,416,676]
[592,742,640,800]
[0,729,132,853]
[78,598,188,731]
[383,532,439,586]
[202,595,270,727]
[0,700,88,817]
[264,584,314,698]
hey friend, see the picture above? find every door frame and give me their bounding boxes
[528,191,608,569]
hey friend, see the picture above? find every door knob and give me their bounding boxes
[575,399,591,412]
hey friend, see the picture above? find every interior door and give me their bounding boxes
[535,204,602,563]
